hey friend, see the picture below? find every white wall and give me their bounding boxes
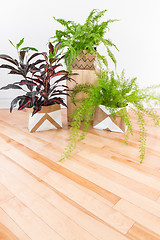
[0,0,160,108]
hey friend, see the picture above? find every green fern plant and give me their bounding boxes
[60,70,160,163]
[50,9,118,73]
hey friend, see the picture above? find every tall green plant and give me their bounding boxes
[50,9,118,73]
[60,70,160,163]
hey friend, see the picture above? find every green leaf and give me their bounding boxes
[16,38,24,50]
[92,9,107,24]
[101,38,119,51]
[9,40,15,48]
[107,47,117,67]
[21,47,38,52]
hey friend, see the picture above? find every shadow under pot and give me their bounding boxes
[93,105,127,133]
[27,104,62,133]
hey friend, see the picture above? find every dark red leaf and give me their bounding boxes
[20,51,26,61]
[10,95,26,112]
[18,99,33,110]
[27,52,42,63]
[55,42,61,55]
[32,104,43,116]
[0,84,24,91]
[42,52,48,62]
[51,64,62,71]
[30,59,46,66]
[40,91,48,99]
[27,91,38,105]
[0,64,17,71]
[53,75,68,85]
[8,69,23,76]
[14,80,38,86]
[0,54,18,66]
[52,70,68,78]
[51,92,70,97]
[57,55,65,63]
[27,76,43,85]
[49,58,57,64]
[49,42,54,54]
[48,97,67,108]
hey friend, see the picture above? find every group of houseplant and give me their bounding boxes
[0,9,160,162]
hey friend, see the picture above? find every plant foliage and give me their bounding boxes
[51,9,118,73]
[0,40,74,115]
[61,70,160,163]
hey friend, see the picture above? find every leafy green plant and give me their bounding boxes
[60,69,160,163]
[9,38,38,55]
[0,40,74,115]
[50,9,118,73]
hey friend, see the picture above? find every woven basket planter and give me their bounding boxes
[28,104,62,133]
[93,105,127,133]
[72,50,97,70]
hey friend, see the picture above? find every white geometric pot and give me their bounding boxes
[93,105,126,133]
[28,104,62,133]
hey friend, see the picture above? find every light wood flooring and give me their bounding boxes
[0,109,160,240]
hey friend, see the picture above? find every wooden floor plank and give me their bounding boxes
[0,153,130,240]
[0,167,99,240]
[0,222,19,240]
[72,154,160,201]
[42,171,134,234]
[0,132,120,206]
[0,109,160,240]
[57,157,160,219]
[0,151,133,236]
[126,223,160,240]
[0,183,14,204]
[0,197,64,240]
[114,199,160,235]
[0,208,31,240]
[77,149,160,191]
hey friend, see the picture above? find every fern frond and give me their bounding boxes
[107,47,117,67]
[91,9,107,24]
[86,9,98,25]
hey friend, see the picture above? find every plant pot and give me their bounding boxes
[28,104,62,133]
[93,105,126,133]
[72,50,97,70]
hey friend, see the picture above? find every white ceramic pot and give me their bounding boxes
[93,105,127,133]
[28,104,62,133]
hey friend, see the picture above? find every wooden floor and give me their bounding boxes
[0,109,160,240]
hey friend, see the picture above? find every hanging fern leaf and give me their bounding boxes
[107,47,117,67]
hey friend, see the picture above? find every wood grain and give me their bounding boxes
[127,223,160,240]
[0,109,160,239]
[0,222,18,240]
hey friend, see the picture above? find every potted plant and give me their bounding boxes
[60,69,160,163]
[0,39,74,132]
[50,9,118,73]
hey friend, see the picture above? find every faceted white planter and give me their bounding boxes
[93,105,126,133]
[28,104,62,133]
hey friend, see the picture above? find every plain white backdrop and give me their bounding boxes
[0,0,160,108]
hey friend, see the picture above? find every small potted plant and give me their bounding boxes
[0,39,74,132]
[61,69,160,163]
[50,9,118,73]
